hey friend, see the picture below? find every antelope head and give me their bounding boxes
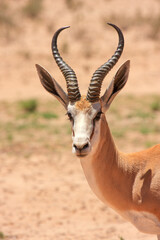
[36,23,130,158]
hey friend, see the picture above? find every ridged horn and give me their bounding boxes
[52,26,81,102]
[86,23,124,102]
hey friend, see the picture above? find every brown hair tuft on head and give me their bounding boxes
[75,96,91,111]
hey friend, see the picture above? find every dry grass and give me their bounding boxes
[0,95,159,154]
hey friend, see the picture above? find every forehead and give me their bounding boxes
[75,96,91,111]
[67,96,101,114]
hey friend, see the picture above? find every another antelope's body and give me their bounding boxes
[36,23,160,239]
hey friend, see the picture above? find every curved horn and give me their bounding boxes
[52,26,81,102]
[86,23,124,102]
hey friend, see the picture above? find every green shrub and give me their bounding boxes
[41,112,58,119]
[150,99,160,111]
[19,99,38,113]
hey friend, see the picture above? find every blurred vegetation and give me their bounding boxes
[0,2,16,40]
[0,0,44,40]
[150,97,160,111]
[0,2,14,27]
[65,0,83,10]
[119,237,125,240]
[0,0,160,42]
[0,95,159,154]
[102,9,160,39]
[40,112,58,119]
[0,232,5,239]
[19,99,38,113]
[23,0,43,19]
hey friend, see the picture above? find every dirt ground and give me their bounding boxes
[0,0,160,239]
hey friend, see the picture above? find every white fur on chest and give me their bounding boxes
[80,157,107,204]
[121,211,160,234]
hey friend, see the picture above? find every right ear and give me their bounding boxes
[101,60,130,112]
[36,64,69,109]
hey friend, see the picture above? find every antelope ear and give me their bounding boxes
[101,60,130,112]
[36,64,69,109]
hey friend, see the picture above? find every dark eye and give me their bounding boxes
[94,111,103,121]
[67,112,73,122]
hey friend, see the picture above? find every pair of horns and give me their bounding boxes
[52,23,124,103]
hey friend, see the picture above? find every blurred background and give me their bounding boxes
[0,0,160,239]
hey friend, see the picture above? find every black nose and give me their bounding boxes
[73,142,89,151]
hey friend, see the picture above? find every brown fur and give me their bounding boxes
[81,114,160,220]
[75,96,91,111]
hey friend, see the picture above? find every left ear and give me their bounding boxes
[101,60,130,112]
[36,64,69,109]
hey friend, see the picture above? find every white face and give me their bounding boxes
[67,100,102,158]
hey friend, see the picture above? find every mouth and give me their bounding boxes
[76,152,88,158]
[76,154,88,158]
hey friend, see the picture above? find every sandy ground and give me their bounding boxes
[0,150,158,240]
[0,0,160,239]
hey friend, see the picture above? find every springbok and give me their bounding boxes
[36,23,160,239]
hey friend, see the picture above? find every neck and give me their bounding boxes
[80,114,132,211]
[92,114,118,166]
